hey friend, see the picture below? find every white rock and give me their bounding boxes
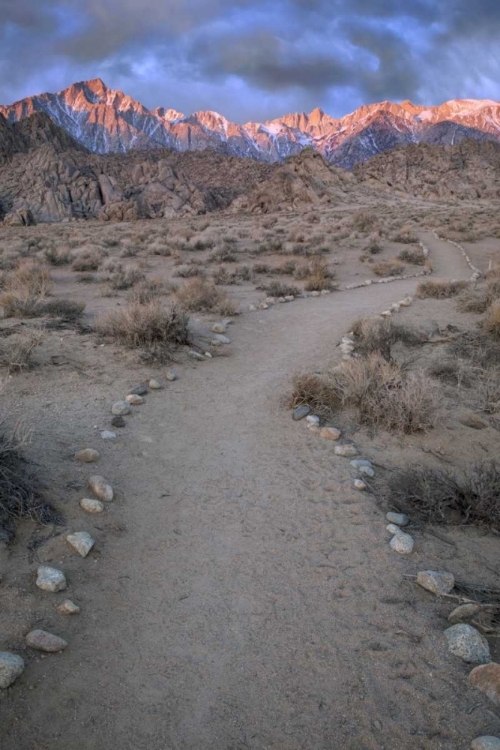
[358,465,375,477]
[0,653,25,689]
[66,532,95,558]
[80,497,104,514]
[111,401,131,416]
[310,291,321,297]
[248,304,257,312]
[26,630,68,653]
[57,600,80,615]
[74,448,99,464]
[165,370,177,382]
[380,311,392,318]
[444,624,490,664]
[278,297,286,303]
[265,297,277,305]
[36,566,67,593]
[100,431,116,440]
[308,424,321,434]
[386,524,402,535]
[259,302,269,310]
[386,512,410,527]
[471,737,500,750]
[204,352,213,359]
[88,475,113,502]
[211,334,231,345]
[284,295,295,302]
[390,303,401,312]
[390,532,414,554]
[399,299,411,307]
[334,444,358,457]
[149,378,163,389]
[212,322,227,334]
[320,289,330,295]
[354,479,367,491]
[350,459,372,469]
[188,350,205,361]
[416,570,455,596]
[306,415,320,426]
[126,394,144,405]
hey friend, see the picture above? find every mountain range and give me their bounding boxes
[2,79,500,169]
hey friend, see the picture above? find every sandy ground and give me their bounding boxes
[1,231,500,750]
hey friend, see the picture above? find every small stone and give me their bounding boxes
[204,352,213,359]
[306,415,320,426]
[149,379,163,389]
[470,663,500,705]
[126,394,144,405]
[459,414,488,430]
[111,401,131,416]
[310,291,320,297]
[293,405,311,421]
[350,459,372,469]
[444,624,490,664]
[129,384,148,396]
[111,416,126,428]
[74,448,100,464]
[100,431,116,440]
[319,426,341,441]
[26,630,68,653]
[265,297,276,305]
[0,653,25,689]
[389,532,414,554]
[278,297,286,303]
[258,302,269,310]
[380,311,392,318]
[80,497,104,514]
[448,603,482,625]
[334,443,359,457]
[308,424,321,434]
[36,566,66,593]
[188,350,205,361]
[165,369,177,382]
[284,295,295,302]
[471,737,500,750]
[212,322,227,334]
[354,479,367,491]
[416,570,455,596]
[358,465,375,477]
[249,304,257,312]
[66,532,95,558]
[88,476,113,502]
[386,523,402,535]
[57,600,80,615]
[386,512,410,527]
[320,289,330,295]
[211,334,231,345]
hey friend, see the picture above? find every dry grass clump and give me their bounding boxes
[388,463,500,529]
[483,300,500,339]
[107,266,146,290]
[98,302,189,360]
[0,424,62,541]
[127,279,171,304]
[371,259,406,277]
[0,329,44,372]
[213,265,252,285]
[477,368,500,414]
[0,261,53,317]
[450,332,500,369]
[71,248,102,272]
[416,279,468,299]
[392,229,419,244]
[209,244,237,263]
[288,355,438,433]
[43,246,71,266]
[456,290,490,314]
[174,266,205,279]
[175,277,237,315]
[398,246,426,265]
[301,259,337,292]
[364,240,383,255]
[352,211,379,233]
[262,281,301,298]
[352,318,422,361]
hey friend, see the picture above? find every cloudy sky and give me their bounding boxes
[1,0,500,122]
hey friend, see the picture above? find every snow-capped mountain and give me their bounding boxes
[2,79,500,168]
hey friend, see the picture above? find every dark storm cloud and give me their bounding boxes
[0,0,500,120]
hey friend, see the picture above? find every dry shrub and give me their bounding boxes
[388,463,500,529]
[108,266,146,290]
[98,302,189,360]
[71,249,102,272]
[127,279,171,304]
[174,266,205,278]
[262,281,300,297]
[44,246,71,266]
[483,300,500,339]
[175,277,237,315]
[450,332,500,369]
[398,247,426,265]
[149,240,172,257]
[352,318,422,360]
[288,355,438,433]
[456,289,490,314]
[253,263,271,274]
[303,259,337,292]
[0,424,62,541]
[287,373,341,416]
[486,279,500,303]
[477,368,500,414]
[213,265,252,285]
[353,211,379,233]
[416,279,468,299]
[365,240,383,255]
[209,244,237,263]
[486,266,500,281]
[336,356,438,433]
[0,261,53,317]
[0,329,44,372]
[392,229,419,244]
[372,259,406,277]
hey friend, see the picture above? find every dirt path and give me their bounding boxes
[3,237,487,750]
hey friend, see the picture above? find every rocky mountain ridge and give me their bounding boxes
[2,79,500,168]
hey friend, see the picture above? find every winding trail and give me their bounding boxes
[4,235,481,750]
